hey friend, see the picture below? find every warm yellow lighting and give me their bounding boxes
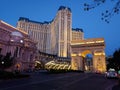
[63,52,67,57]
[85,65,88,70]
[78,53,81,56]
[86,41,95,44]
[35,61,41,64]
[71,41,104,45]
[71,54,77,56]
[16,64,20,68]
[97,67,106,72]
[71,42,85,45]
[94,52,105,56]
[96,40,104,43]
[68,65,71,70]
[71,39,104,46]
[81,50,91,57]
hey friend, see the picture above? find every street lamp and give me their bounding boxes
[1,61,4,64]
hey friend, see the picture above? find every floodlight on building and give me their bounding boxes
[20,40,24,43]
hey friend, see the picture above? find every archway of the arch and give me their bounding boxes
[71,50,93,71]
[84,54,93,71]
[81,50,93,71]
[71,49,106,72]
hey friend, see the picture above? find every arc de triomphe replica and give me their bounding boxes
[71,38,106,72]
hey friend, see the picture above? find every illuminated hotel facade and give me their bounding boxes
[17,17,50,54]
[17,6,72,58]
[72,28,84,40]
[0,6,106,72]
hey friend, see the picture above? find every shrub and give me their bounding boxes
[0,71,30,80]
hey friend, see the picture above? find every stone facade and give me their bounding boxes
[71,38,106,72]
[72,28,84,40]
[0,20,37,71]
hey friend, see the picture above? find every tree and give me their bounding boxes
[113,49,120,70]
[84,0,120,23]
[0,52,14,70]
[107,57,116,70]
[107,48,120,71]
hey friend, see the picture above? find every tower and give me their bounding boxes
[17,6,72,58]
[55,6,72,57]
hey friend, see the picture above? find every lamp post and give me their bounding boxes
[1,61,4,71]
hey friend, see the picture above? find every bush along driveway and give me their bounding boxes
[0,71,30,80]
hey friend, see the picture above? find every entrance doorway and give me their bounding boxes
[81,50,93,72]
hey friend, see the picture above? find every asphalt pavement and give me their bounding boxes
[0,71,119,90]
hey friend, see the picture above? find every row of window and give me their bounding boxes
[18,23,49,31]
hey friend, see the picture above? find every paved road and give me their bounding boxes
[0,72,118,90]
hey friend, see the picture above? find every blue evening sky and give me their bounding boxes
[0,0,120,56]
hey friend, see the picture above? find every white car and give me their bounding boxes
[105,70,118,78]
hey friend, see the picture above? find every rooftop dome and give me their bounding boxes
[11,31,23,37]
[58,6,71,12]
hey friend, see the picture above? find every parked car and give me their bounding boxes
[105,69,118,78]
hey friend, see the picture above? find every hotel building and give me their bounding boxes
[17,6,72,58]
[72,28,84,41]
